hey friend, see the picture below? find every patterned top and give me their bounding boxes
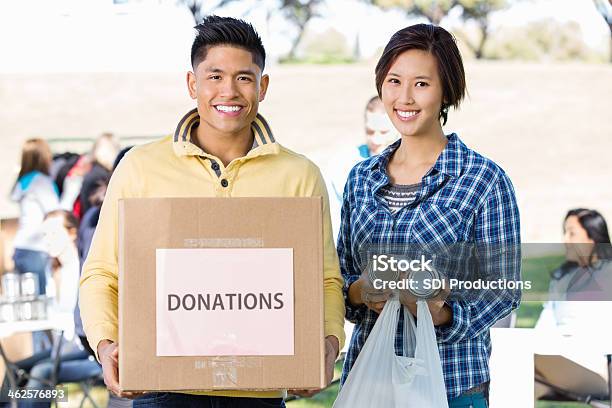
[338,134,521,399]
[379,183,420,214]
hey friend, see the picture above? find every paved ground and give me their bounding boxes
[1,61,611,242]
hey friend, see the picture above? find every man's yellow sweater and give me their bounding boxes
[79,109,346,398]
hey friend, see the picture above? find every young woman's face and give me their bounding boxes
[564,215,594,263]
[381,49,444,138]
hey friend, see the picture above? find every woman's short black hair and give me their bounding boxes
[375,24,466,125]
[191,15,266,71]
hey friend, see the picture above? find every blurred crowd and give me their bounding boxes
[2,134,132,408]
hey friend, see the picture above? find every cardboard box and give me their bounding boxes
[118,197,324,391]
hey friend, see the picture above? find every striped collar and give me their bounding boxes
[172,108,277,157]
[368,133,465,178]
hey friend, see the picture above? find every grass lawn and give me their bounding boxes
[286,361,343,407]
[536,402,594,407]
[515,254,565,328]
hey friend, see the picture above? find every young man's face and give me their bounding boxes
[381,49,444,138]
[187,46,269,138]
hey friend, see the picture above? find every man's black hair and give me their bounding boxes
[191,15,266,71]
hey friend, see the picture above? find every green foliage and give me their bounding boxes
[536,402,592,407]
[286,360,343,407]
[287,383,339,407]
[279,27,357,64]
[521,254,564,296]
[514,254,564,328]
[515,301,543,328]
[370,0,456,24]
[457,0,508,21]
[279,0,325,59]
[484,19,596,61]
[454,0,511,58]
[369,0,510,57]
[280,0,324,27]
[301,28,354,62]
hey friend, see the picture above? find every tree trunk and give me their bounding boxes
[592,0,612,62]
[475,21,489,59]
[353,31,361,60]
[181,0,200,23]
[288,23,306,60]
[431,5,443,25]
[608,24,612,63]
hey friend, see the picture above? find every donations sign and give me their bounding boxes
[155,248,294,356]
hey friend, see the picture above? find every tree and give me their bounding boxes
[279,0,324,60]
[178,0,242,23]
[370,0,457,25]
[484,19,591,61]
[301,27,353,63]
[455,0,509,59]
[592,0,612,62]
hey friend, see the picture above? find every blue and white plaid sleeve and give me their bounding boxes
[437,172,521,343]
[337,168,368,324]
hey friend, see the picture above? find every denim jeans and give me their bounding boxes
[13,248,50,353]
[133,393,285,408]
[448,391,488,408]
[13,248,48,295]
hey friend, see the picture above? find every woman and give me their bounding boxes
[537,209,612,331]
[11,138,59,296]
[338,24,520,407]
[78,132,119,217]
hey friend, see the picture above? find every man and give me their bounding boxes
[79,16,345,407]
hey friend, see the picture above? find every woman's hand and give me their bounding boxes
[399,285,453,326]
[348,275,393,314]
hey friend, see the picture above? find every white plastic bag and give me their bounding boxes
[334,298,448,408]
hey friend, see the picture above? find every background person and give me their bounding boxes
[74,147,133,408]
[10,138,59,297]
[325,96,398,240]
[78,133,119,218]
[536,208,612,332]
[1,211,100,408]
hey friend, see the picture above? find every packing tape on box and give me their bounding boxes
[184,238,265,387]
[183,238,264,248]
[193,357,264,388]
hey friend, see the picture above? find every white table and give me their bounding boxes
[0,313,73,338]
[489,328,612,408]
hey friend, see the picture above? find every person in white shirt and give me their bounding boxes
[326,96,399,240]
[10,139,60,297]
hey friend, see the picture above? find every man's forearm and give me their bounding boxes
[347,279,363,306]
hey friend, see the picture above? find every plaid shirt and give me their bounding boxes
[338,134,521,399]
